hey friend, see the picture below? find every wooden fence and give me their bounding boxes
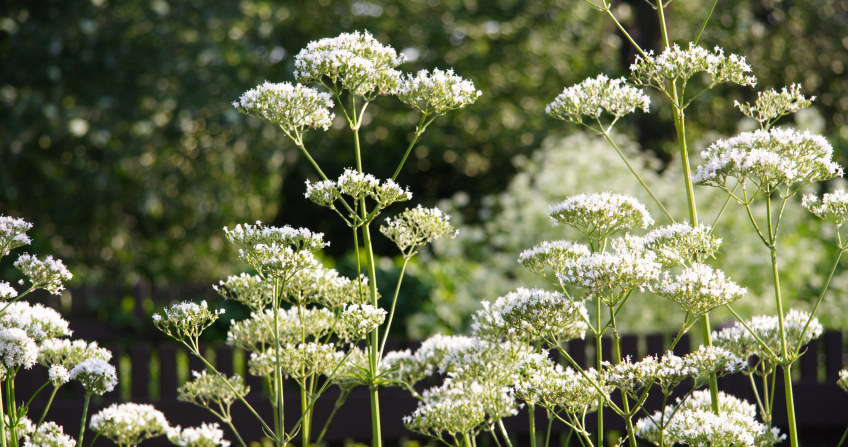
[16,286,848,445]
[16,332,848,446]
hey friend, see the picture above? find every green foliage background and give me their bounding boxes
[2,0,847,331]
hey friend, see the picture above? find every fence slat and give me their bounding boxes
[824,331,843,380]
[159,343,179,399]
[800,338,820,383]
[131,343,151,400]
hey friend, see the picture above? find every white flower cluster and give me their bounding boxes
[736,84,814,126]
[694,128,842,190]
[23,421,75,447]
[0,327,38,369]
[636,223,722,266]
[233,81,334,134]
[657,263,746,315]
[546,74,650,124]
[214,273,273,311]
[153,300,225,342]
[178,370,249,409]
[0,281,17,300]
[636,390,783,447]
[89,403,169,446]
[1,301,71,341]
[284,265,368,308]
[397,68,481,115]
[227,307,334,350]
[838,369,848,392]
[380,205,457,257]
[69,358,117,395]
[305,169,412,213]
[605,346,745,394]
[249,342,344,380]
[631,43,756,88]
[548,192,654,237]
[0,215,32,258]
[517,239,591,276]
[48,364,70,385]
[38,338,112,368]
[224,222,326,278]
[514,362,607,414]
[802,189,848,228]
[471,288,588,341]
[556,250,661,304]
[294,30,405,97]
[167,423,230,447]
[13,253,73,295]
[338,303,386,340]
[713,309,822,363]
[403,379,499,439]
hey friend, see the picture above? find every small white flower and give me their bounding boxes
[89,403,168,446]
[13,253,72,295]
[0,301,71,341]
[23,421,75,447]
[694,128,842,191]
[294,30,405,97]
[153,300,225,342]
[548,193,653,237]
[657,263,746,315]
[547,74,650,124]
[736,84,814,126]
[0,281,18,300]
[397,68,481,115]
[380,205,456,257]
[802,189,848,227]
[48,364,71,386]
[631,43,756,88]
[0,327,38,369]
[69,358,117,395]
[0,215,33,258]
[234,81,335,135]
[338,303,386,340]
[167,423,230,447]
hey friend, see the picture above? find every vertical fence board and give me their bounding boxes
[646,334,664,357]
[800,338,820,383]
[159,343,179,399]
[215,345,234,376]
[131,343,151,401]
[824,331,843,380]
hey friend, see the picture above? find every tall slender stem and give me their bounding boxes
[353,123,383,447]
[528,403,537,447]
[595,298,603,447]
[600,129,673,223]
[272,279,285,445]
[379,257,410,357]
[610,310,638,447]
[0,378,7,447]
[783,365,799,447]
[77,393,91,447]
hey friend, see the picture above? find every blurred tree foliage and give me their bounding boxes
[1,0,847,287]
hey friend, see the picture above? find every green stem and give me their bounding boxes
[545,411,554,447]
[224,419,248,447]
[0,377,7,447]
[379,257,410,357]
[392,114,432,181]
[694,0,719,44]
[6,379,15,447]
[600,129,673,223]
[796,249,843,354]
[316,389,351,444]
[272,279,285,445]
[528,403,537,447]
[700,313,720,415]
[783,364,799,447]
[610,309,638,447]
[38,386,61,426]
[497,419,513,447]
[78,393,91,447]
[595,297,603,447]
